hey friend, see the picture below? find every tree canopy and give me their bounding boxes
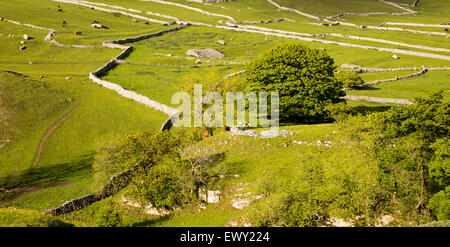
[246,43,344,122]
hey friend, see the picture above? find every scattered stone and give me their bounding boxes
[259,129,294,138]
[392,54,400,59]
[20,41,25,44]
[143,205,170,216]
[28,61,33,64]
[121,195,170,216]
[23,34,29,40]
[232,194,263,209]
[217,40,226,45]
[340,63,360,69]
[230,127,258,137]
[186,48,225,59]
[375,215,394,227]
[195,60,202,64]
[39,75,44,79]
[65,77,71,80]
[231,198,251,209]
[199,188,221,203]
[19,46,26,50]
[329,218,353,227]
[198,203,206,212]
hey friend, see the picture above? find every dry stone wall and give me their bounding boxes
[342,95,413,105]
[354,66,450,73]
[53,0,173,25]
[216,25,450,61]
[89,25,189,119]
[47,194,98,216]
[361,68,428,86]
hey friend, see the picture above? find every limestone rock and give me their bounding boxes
[19,46,26,50]
[199,188,221,203]
[186,48,225,59]
[23,34,29,40]
[392,54,400,59]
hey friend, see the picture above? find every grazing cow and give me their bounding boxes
[223,125,230,132]
[74,31,82,35]
[202,129,214,139]
[202,130,210,139]
[445,28,449,33]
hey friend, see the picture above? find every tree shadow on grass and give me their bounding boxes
[352,105,393,115]
[131,215,172,227]
[0,155,94,200]
[350,86,380,91]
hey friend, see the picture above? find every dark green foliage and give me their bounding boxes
[338,92,450,223]
[129,164,186,209]
[92,128,209,210]
[93,129,181,184]
[419,220,450,227]
[246,43,344,122]
[429,186,450,220]
[335,71,365,88]
[375,93,449,214]
[94,198,122,227]
[251,151,381,227]
[326,102,356,122]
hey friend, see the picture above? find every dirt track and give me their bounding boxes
[31,104,80,169]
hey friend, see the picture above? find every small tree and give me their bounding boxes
[246,43,344,122]
[335,71,365,88]
[129,164,186,209]
[94,198,122,227]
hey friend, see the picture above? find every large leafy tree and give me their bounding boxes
[375,93,449,219]
[246,43,344,122]
[338,92,449,223]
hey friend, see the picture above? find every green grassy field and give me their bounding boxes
[0,0,448,226]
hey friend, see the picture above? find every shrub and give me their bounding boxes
[94,198,122,227]
[325,102,355,122]
[129,164,186,209]
[0,208,72,227]
[335,71,365,88]
[246,43,344,122]
[429,186,450,221]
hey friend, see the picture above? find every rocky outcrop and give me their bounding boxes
[199,188,221,203]
[186,49,225,59]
